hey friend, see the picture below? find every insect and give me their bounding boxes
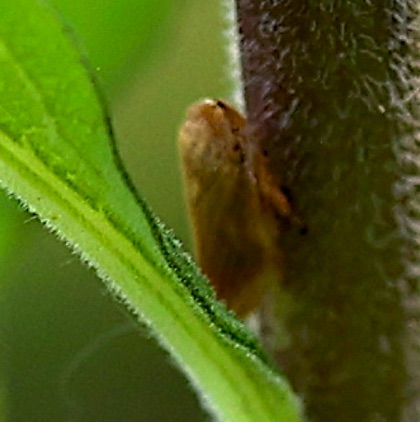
[178,99,298,317]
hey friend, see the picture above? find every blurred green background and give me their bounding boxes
[0,1,234,420]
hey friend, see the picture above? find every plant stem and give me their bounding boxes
[235,1,419,420]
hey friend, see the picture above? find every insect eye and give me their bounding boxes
[215,99,227,110]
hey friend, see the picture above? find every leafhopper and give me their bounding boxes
[179,99,297,317]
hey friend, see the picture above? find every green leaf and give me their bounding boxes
[0,0,302,420]
[49,0,176,88]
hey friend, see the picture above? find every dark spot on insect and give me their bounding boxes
[232,143,245,163]
[280,185,293,204]
[216,100,227,110]
[262,149,269,157]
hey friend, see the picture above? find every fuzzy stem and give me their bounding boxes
[235,1,419,420]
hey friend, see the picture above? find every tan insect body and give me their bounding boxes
[179,99,293,317]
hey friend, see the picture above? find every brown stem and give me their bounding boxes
[235,1,419,420]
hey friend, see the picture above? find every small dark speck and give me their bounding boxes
[299,225,309,236]
[232,143,245,163]
[216,100,227,110]
[262,149,269,157]
[280,185,293,203]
